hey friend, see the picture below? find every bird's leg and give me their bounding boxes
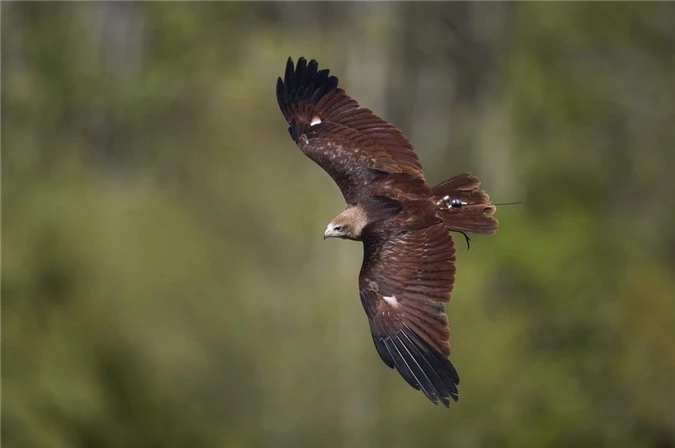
[458,231,471,250]
[437,197,472,249]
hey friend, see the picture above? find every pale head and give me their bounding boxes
[323,204,369,241]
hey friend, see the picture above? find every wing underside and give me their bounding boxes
[360,220,459,406]
[277,57,425,202]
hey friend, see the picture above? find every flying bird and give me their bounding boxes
[276,57,498,407]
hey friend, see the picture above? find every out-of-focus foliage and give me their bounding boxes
[3,3,675,448]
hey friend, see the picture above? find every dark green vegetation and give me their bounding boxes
[3,3,675,447]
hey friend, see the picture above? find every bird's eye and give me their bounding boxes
[333,225,342,231]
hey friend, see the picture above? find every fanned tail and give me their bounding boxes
[432,172,498,235]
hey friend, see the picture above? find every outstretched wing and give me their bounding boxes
[359,216,459,407]
[277,57,425,203]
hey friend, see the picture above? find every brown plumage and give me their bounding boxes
[277,57,498,407]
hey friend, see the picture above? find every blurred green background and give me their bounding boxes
[3,3,675,448]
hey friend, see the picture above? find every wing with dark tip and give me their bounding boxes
[359,216,459,407]
[276,57,425,203]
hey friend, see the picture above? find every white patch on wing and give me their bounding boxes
[310,116,322,126]
[383,295,399,308]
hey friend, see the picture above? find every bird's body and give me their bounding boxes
[277,57,498,407]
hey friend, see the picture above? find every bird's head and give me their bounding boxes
[324,220,356,240]
[323,205,367,241]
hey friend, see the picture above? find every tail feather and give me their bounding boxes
[432,172,499,235]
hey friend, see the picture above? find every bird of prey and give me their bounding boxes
[276,57,498,407]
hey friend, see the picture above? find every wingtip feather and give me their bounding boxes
[374,329,459,407]
[277,56,340,124]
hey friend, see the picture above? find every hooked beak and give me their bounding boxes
[323,224,337,240]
